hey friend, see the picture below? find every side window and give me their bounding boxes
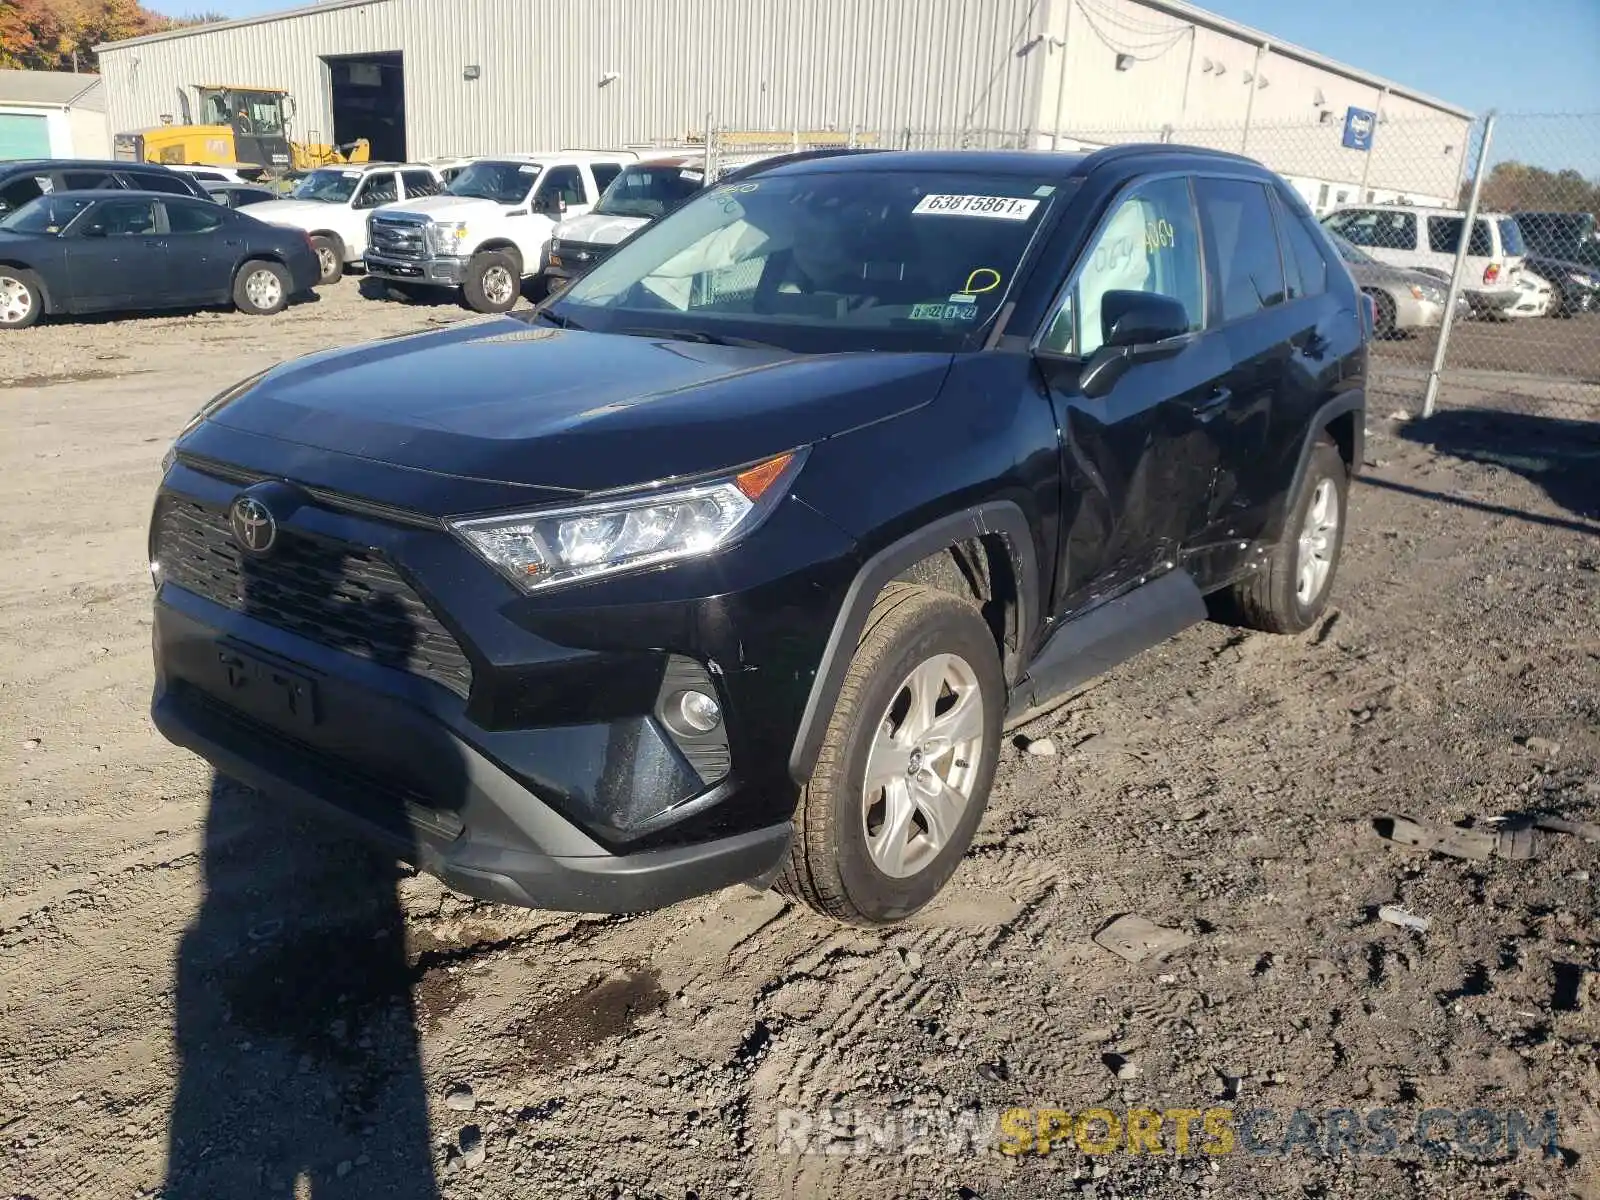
[1040,176,1203,356]
[0,174,49,213]
[400,170,442,199]
[1274,193,1328,299]
[1426,216,1495,257]
[536,166,586,208]
[89,199,159,236]
[61,171,119,191]
[127,171,195,197]
[165,200,225,233]
[590,162,625,194]
[1326,208,1415,251]
[353,172,398,209]
[1194,177,1287,322]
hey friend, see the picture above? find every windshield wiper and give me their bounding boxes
[614,326,782,350]
[532,308,584,331]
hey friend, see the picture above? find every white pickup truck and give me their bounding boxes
[244,162,447,284]
[545,153,773,287]
[364,152,635,312]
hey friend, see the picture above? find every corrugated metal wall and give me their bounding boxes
[97,0,1048,159]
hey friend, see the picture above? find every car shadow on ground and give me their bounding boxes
[1381,408,1600,529]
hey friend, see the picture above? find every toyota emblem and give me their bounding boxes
[229,495,277,555]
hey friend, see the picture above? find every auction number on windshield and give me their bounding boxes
[913,194,1040,221]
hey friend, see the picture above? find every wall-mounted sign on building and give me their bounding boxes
[1343,106,1376,151]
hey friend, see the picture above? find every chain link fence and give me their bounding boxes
[699,112,1600,423]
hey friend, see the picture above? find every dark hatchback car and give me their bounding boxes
[149,146,1367,925]
[0,191,321,328]
[0,158,210,216]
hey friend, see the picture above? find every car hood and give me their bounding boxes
[382,194,509,220]
[556,211,650,246]
[193,316,949,502]
[244,199,348,225]
[1522,253,1600,281]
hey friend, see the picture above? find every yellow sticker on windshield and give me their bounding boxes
[962,268,1002,295]
[1145,218,1176,252]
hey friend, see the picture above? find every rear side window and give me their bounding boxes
[1426,216,1494,257]
[1275,198,1329,299]
[127,171,196,196]
[1496,218,1525,256]
[400,170,442,199]
[1325,208,1416,251]
[61,170,119,191]
[538,165,587,206]
[0,173,49,212]
[165,200,225,233]
[591,162,625,193]
[1194,177,1286,322]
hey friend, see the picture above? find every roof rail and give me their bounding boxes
[716,146,884,183]
[1076,142,1263,173]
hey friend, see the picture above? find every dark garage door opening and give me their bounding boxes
[324,52,406,162]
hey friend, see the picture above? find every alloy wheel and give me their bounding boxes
[861,653,986,879]
[245,269,283,311]
[0,276,34,325]
[1296,478,1339,604]
[482,266,515,306]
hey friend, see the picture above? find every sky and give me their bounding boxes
[155,0,1599,117]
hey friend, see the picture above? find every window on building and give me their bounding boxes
[1195,177,1286,322]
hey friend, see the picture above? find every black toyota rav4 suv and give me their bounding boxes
[150,146,1367,926]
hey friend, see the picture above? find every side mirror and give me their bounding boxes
[1078,291,1193,399]
[1101,290,1191,348]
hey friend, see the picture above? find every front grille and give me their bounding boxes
[555,240,614,268]
[154,494,473,697]
[369,216,426,260]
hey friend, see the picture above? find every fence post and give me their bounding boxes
[1422,111,1496,418]
[704,109,716,180]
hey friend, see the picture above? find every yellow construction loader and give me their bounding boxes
[114,86,370,178]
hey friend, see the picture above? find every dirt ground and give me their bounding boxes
[2,280,1598,1200]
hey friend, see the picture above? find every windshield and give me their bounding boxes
[1329,232,1376,265]
[552,168,1067,352]
[447,161,539,204]
[290,169,362,203]
[0,194,93,234]
[594,163,705,219]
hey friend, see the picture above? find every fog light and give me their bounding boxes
[677,689,721,733]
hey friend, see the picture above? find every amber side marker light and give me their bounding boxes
[734,452,795,501]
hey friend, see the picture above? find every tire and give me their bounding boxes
[309,235,343,285]
[776,582,1004,926]
[233,260,291,316]
[1218,435,1348,635]
[1367,290,1397,339]
[0,267,43,330]
[462,250,521,313]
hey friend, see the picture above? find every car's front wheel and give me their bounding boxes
[308,235,343,285]
[233,260,291,315]
[777,583,1003,925]
[0,269,43,330]
[463,250,522,313]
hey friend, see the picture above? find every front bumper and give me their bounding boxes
[147,456,859,912]
[365,251,468,287]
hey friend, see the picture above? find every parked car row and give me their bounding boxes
[0,158,322,329]
[1321,201,1600,323]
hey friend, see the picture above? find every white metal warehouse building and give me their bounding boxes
[97,0,1473,211]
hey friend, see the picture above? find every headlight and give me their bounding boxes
[424,220,471,255]
[449,450,805,593]
[549,237,562,254]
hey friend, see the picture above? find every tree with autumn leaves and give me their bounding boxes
[0,0,217,71]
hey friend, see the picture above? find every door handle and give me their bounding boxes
[1193,387,1231,420]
